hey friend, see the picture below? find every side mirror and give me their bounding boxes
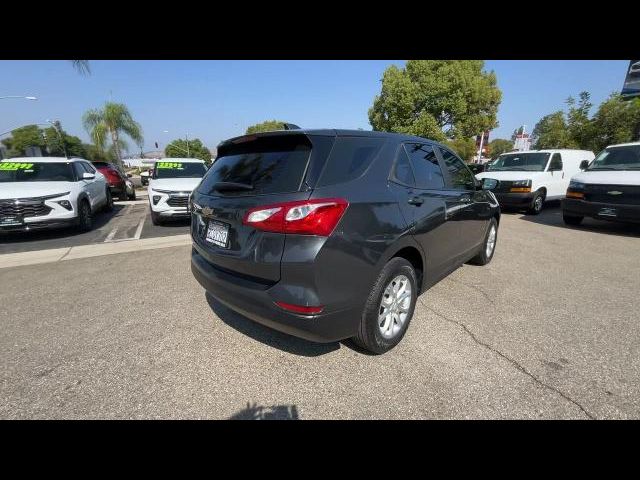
[82,172,95,180]
[481,178,498,190]
[580,160,590,170]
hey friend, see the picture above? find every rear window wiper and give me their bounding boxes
[212,182,254,192]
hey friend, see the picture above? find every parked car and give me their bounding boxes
[562,142,640,225]
[148,158,207,225]
[92,161,136,201]
[140,169,151,186]
[189,129,500,354]
[0,157,112,232]
[476,149,595,214]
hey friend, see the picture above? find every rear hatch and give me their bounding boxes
[191,132,335,283]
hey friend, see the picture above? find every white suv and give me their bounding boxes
[148,158,207,225]
[0,157,112,232]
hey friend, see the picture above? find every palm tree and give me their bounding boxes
[70,60,91,75]
[82,102,143,168]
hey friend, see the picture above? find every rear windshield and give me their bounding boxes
[153,161,207,179]
[0,161,75,182]
[199,135,312,196]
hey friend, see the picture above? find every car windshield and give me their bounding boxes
[153,161,207,179]
[0,161,75,182]
[587,145,640,170]
[487,153,551,172]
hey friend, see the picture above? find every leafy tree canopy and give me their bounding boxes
[245,120,287,134]
[445,137,477,163]
[487,138,514,159]
[165,138,212,164]
[368,60,502,141]
[1,123,87,158]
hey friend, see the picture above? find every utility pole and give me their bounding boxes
[186,133,190,157]
[477,132,485,163]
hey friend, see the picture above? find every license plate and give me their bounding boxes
[205,220,230,248]
[598,207,617,217]
[0,216,22,226]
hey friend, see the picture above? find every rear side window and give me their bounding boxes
[199,135,312,196]
[439,148,475,190]
[316,137,384,187]
[404,143,444,189]
[391,148,416,186]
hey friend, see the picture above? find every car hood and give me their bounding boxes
[476,171,547,181]
[0,182,73,200]
[571,170,640,186]
[149,177,202,192]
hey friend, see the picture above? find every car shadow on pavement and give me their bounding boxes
[514,202,640,238]
[0,204,123,244]
[206,293,340,357]
[229,402,300,420]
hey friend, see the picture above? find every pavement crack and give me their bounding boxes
[421,300,595,420]
[447,277,496,306]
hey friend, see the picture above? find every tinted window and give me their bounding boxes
[488,152,550,172]
[154,161,207,179]
[0,161,75,182]
[392,148,416,186]
[317,137,384,187]
[589,144,640,170]
[439,148,475,190]
[81,162,96,174]
[199,135,312,196]
[404,143,444,189]
[72,162,85,180]
[548,153,563,171]
[92,162,110,168]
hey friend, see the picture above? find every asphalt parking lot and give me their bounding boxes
[1,203,639,419]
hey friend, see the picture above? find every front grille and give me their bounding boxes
[167,195,189,207]
[584,184,640,206]
[0,198,52,218]
[487,180,513,193]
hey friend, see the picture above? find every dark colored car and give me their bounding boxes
[468,163,487,175]
[190,129,500,354]
[92,162,135,201]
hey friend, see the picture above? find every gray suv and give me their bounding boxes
[190,129,500,354]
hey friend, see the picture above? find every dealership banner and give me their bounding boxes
[621,60,640,99]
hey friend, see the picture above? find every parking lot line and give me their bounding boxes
[104,227,119,242]
[133,218,145,240]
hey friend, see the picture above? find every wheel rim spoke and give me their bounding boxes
[378,274,412,339]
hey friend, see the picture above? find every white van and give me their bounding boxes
[562,142,640,225]
[476,149,595,214]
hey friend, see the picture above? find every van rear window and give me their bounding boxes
[199,135,312,196]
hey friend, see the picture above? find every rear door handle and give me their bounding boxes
[408,197,424,206]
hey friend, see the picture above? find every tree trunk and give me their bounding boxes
[110,129,123,168]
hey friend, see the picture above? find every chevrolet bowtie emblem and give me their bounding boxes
[202,206,213,216]
[607,191,623,195]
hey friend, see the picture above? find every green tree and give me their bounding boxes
[165,138,212,164]
[446,137,477,162]
[566,91,593,150]
[532,111,576,149]
[511,126,525,141]
[43,122,87,157]
[587,93,640,152]
[1,125,45,157]
[368,60,502,141]
[488,138,514,159]
[82,102,144,168]
[245,120,287,134]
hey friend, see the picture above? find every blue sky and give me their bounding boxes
[0,60,631,153]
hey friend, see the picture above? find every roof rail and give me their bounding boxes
[282,123,300,130]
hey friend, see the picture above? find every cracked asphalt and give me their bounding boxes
[1,204,639,419]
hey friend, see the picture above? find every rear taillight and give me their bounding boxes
[275,301,324,315]
[243,198,348,236]
[105,169,121,184]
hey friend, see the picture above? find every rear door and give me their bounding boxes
[190,133,334,283]
[436,146,488,258]
[389,143,458,278]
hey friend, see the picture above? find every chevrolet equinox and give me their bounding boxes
[190,129,500,354]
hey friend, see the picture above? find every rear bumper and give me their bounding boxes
[493,191,535,207]
[562,198,640,224]
[191,247,359,343]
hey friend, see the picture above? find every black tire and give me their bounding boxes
[468,217,498,266]
[76,199,93,232]
[129,189,137,201]
[151,210,162,225]
[104,188,114,212]
[563,213,583,226]
[119,188,128,201]
[352,257,417,355]
[526,190,545,215]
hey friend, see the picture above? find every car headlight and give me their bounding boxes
[512,179,532,187]
[568,181,585,191]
